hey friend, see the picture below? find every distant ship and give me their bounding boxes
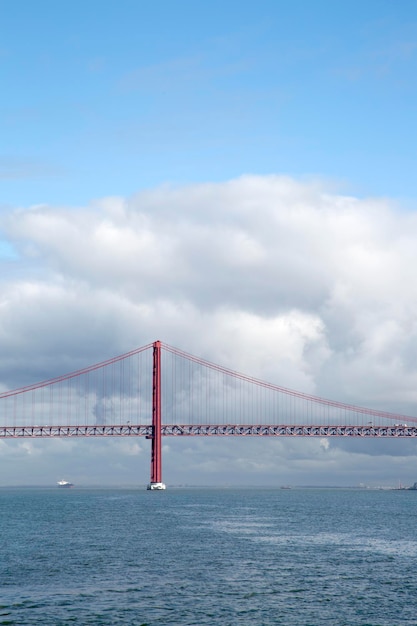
[57,480,74,488]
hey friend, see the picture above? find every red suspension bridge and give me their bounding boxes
[1,340,417,488]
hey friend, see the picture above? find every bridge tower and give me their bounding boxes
[147,340,166,490]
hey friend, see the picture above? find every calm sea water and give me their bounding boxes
[1,487,416,625]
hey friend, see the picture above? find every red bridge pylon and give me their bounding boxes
[147,340,165,490]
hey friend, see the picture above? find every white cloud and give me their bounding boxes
[1,175,417,486]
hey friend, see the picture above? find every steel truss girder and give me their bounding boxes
[161,424,417,437]
[0,424,416,438]
[0,425,153,438]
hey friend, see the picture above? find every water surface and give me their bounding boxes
[1,487,416,625]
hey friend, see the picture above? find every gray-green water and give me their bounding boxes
[1,487,416,625]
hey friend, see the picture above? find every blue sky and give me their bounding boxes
[2,1,417,486]
[2,0,417,208]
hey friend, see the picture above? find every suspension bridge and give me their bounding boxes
[1,340,416,488]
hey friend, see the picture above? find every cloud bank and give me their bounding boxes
[1,175,417,486]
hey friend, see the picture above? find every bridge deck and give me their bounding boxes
[1,424,416,438]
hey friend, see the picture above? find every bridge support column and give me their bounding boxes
[147,340,166,490]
